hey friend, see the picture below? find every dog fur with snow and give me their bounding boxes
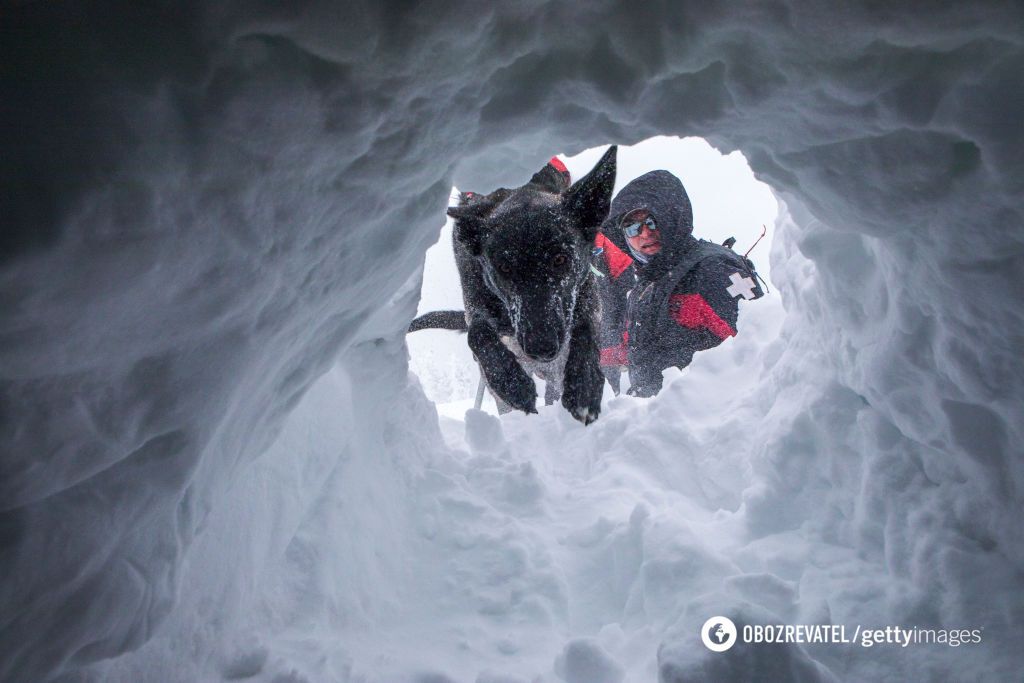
[412,146,616,424]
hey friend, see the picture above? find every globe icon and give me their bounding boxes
[701,616,738,652]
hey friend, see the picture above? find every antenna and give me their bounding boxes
[744,224,767,259]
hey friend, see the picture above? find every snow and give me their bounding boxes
[2,2,1023,682]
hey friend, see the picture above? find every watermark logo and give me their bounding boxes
[701,616,738,652]
[699,616,984,652]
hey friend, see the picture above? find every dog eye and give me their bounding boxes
[551,253,568,269]
[498,261,514,276]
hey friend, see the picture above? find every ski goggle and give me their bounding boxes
[621,215,658,238]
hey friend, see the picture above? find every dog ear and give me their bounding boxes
[447,188,510,256]
[561,145,616,241]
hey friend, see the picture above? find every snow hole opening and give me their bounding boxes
[408,135,782,422]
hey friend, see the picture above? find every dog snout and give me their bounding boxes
[519,326,563,362]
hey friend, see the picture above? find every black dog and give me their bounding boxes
[411,147,617,425]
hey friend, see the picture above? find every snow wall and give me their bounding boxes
[2,3,1022,682]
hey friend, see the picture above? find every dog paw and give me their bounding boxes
[568,404,598,425]
[491,365,537,414]
[561,359,603,425]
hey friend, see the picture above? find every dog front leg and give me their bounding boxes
[561,316,604,425]
[467,320,537,414]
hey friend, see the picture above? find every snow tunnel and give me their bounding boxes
[2,3,1022,682]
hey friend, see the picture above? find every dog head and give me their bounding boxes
[449,146,616,362]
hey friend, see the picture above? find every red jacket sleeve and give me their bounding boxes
[593,233,635,362]
[667,255,750,341]
[668,293,736,340]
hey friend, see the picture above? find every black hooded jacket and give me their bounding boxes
[593,171,763,396]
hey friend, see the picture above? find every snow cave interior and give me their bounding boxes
[2,3,1022,682]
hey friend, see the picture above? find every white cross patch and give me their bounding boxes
[726,272,757,300]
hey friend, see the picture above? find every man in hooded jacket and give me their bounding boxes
[592,170,764,396]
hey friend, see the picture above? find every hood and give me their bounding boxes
[599,170,696,278]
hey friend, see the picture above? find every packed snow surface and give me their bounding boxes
[2,2,1023,682]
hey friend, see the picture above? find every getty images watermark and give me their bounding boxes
[700,617,983,653]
